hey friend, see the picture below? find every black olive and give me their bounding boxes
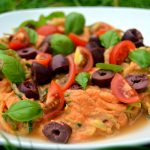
[18,80,39,99]
[42,121,72,143]
[122,28,144,47]
[39,36,53,54]
[39,42,52,54]
[91,70,115,87]
[88,36,101,46]
[31,62,52,85]
[51,54,69,74]
[87,42,104,65]
[25,24,36,29]
[17,48,37,59]
[70,83,81,90]
[126,74,149,92]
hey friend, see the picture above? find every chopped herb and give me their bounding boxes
[64,92,70,97]
[66,100,72,105]
[28,121,33,133]
[26,63,32,68]
[76,122,82,127]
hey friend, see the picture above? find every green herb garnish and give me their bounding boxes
[46,11,65,20]
[51,33,74,55]
[128,49,150,68]
[96,63,123,72]
[76,122,82,127]
[65,12,85,34]
[75,72,90,89]
[24,27,38,44]
[99,30,120,48]
[0,43,8,50]
[0,54,25,83]
[3,100,43,122]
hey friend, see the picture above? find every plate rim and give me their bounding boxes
[0,6,150,149]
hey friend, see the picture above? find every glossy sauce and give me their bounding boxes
[27,114,149,143]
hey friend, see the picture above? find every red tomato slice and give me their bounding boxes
[61,55,76,91]
[74,46,94,73]
[68,33,87,47]
[44,80,65,120]
[109,40,136,65]
[9,28,30,50]
[36,24,59,36]
[35,52,52,66]
[111,73,140,103]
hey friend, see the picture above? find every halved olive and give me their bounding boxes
[18,80,39,99]
[39,36,52,54]
[51,54,69,74]
[87,43,104,64]
[17,48,37,59]
[126,74,149,92]
[42,121,72,143]
[91,70,115,87]
[31,62,52,85]
[122,28,144,47]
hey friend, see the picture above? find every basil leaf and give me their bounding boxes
[37,14,47,27]
[51,33,74,55]
[0,43,8,50]
[128,49,150,68]
[99,30,120,48]
[75,72,90,89]
[46,11,65,20]
[0,54,25,83]
[0,50,6,55]
[3,100,43,122]
[65,12,85,34]
[19,20,37,28]
[96,63,123,72]
[24,27,38,44]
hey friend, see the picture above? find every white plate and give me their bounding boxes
[0,7,150,150]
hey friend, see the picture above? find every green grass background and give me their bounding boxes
[0,0,150,149]
[0,0,150,13]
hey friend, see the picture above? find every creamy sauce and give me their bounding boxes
[26,114,149,143]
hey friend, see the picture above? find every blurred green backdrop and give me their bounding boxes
[0,0,150,13]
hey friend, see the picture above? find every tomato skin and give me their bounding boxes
[44,80,65,120]
[111,73,140,104]
[36,24,59,36]
[9,28,30,50]
[68,33,87,47]
[61,55,76,91]
[109,40,136,65]
[94,22,113,36]
[74,46,94,73]
[35,52,52,66]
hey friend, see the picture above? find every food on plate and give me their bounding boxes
[0,11,150,144]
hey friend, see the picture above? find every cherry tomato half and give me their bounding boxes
[44,80,65,120]
[74,46,93,73]
[35,52,52,67]
[111,73,140,104]
[109,40,136,65]
[9,28,30,50]
[36,24,59,36]
[68,33,87,47]
[61,55,76,91]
